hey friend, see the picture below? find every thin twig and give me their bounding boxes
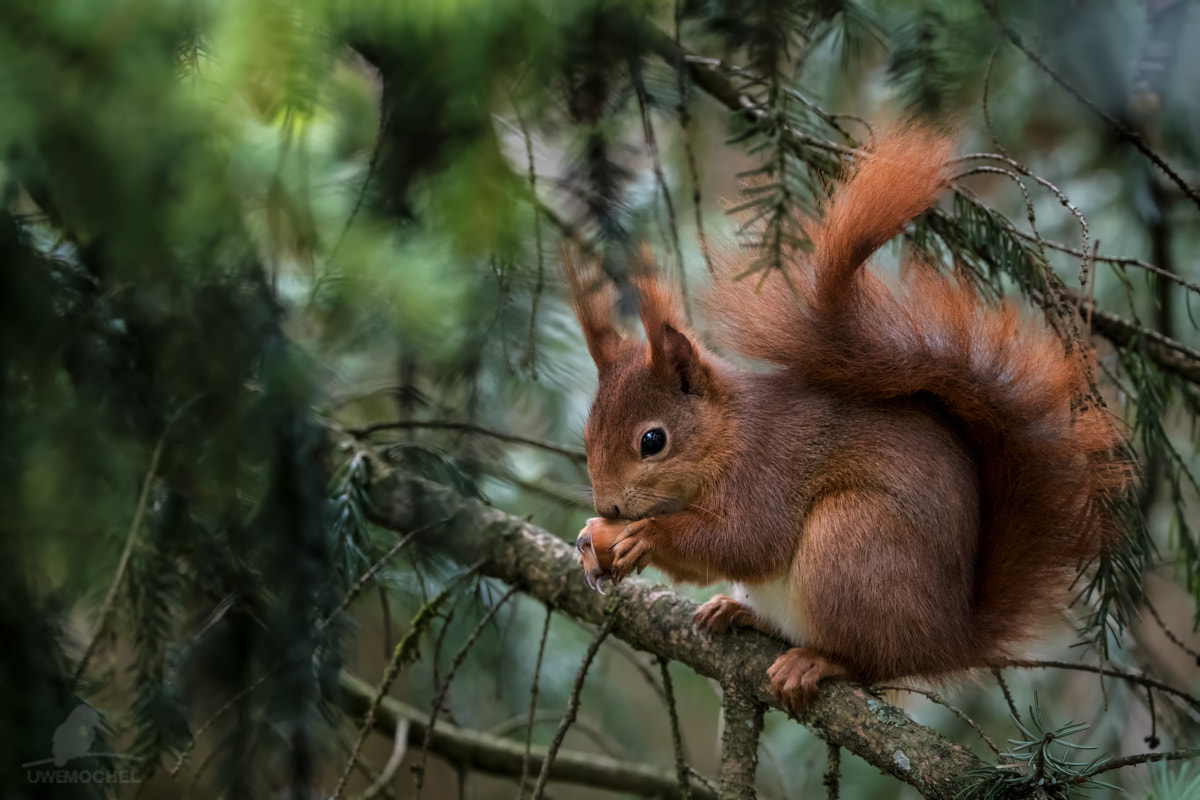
[659,656,692,800]
[416,586,520,799]
[564,616,668,707]
[672,0,715,276]
[876,685,1000,755]
[1053,747,1200,787]
[74,421,172,682]
[530,616,617,800]
[333,584,460,799]
[1144,596,1200,664]
[327,101,387,276]
[492,709,627,761]
[992,668,1021,724]
[982,0,1200,213]
[380,584,393,662]
[632,58,688,322]
[431,606,457,697]
[324,531,420,631]
[518,605,554,800]
[514,103,546,380]
[336,733,390,798]
[348,420,586,464]
[353,718,410,800]
[1004,659,1200,712]
[171,663,285,777]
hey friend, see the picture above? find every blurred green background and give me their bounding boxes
[1,0,1198,797]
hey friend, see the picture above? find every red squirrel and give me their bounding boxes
[566,125,1135,712]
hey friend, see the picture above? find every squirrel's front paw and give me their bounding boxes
[576,517,625,593]
[576,517,654,591]
[608,518,653,582]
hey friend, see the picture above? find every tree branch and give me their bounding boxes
[647,28,1200,389]
[339,670,714,800]
[369,475,989,800]
[719,682,764,800]
[980,0,1200,213]
[347,419,587,464]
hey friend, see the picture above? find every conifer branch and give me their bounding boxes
[980,0,1200,213]
[650,30,1200,389]
[74,419,171,683]
[339,670,715,800]
[347,419,587,464]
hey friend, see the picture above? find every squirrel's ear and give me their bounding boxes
[563,244,622,371]
[654,324,708,396]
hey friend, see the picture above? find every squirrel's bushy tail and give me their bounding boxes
[707,126,1135,665]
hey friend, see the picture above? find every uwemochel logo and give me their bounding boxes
[21,704,141,785]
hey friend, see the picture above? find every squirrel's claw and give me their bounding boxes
[584,569,612,595]
[767,648,848,716]
[577,523,617,594]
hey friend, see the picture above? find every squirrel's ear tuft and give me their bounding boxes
[632,246,685,352]
[631,246,704,393]
[563,244,622,371]
[656,324,707,396]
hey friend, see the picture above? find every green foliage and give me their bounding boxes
[1144,761,1200,800]
[1,0,1198,797]
[962,707,1113,799]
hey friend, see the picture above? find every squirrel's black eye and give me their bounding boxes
[640,428,667,458]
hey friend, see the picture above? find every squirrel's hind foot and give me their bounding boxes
[767,647,848,714]
[693,594,760,635]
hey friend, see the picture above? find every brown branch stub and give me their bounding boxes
[368,475,988,800]
[719,682,763,800]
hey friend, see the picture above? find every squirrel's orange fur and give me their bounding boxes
[567,125,1134,711]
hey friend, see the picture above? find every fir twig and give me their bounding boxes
[74,418,172,683]
[981,0,1200,213]
[1144,597,1200,665]
[1054,747,1200,787]
[659,656,692,800]
[352,718,409,800]
[992,668,1021,725]
[518,605,554,800]
[631,58,688,320]
[672,0,715,275]
[1004,660,1200,713]
[415,585,520,799]
[332,584,458,800]
[347,420,586,464]
[530,615,617,800]
[876,685,1000,754]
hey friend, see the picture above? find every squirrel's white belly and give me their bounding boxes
[731,575,808,644]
